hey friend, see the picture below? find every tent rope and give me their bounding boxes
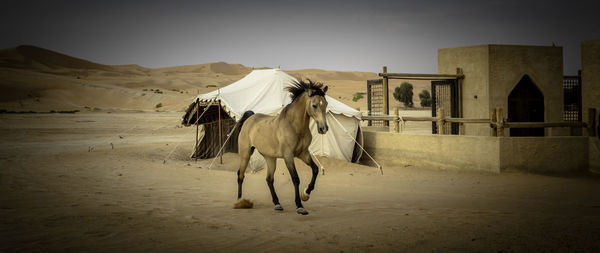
[327,111,383,175]
[163,99,215,164]
[207,118,241,170]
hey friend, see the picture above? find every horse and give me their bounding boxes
[235,79,329,215]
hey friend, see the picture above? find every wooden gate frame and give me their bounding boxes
[367,79,384,126]
[378,66,464,134]
[432,80,459,134]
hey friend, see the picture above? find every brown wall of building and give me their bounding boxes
[438,44,564,136]
[488,45,564,136]
[438,45,490,136]
[582,40,600,129]
[361,130,590,173]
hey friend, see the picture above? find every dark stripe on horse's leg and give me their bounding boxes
[266,175,279,205]
[237,170,243,199]
[237,147,252,199]
[284,158,303,209]
[265,157,280,206]
[306,159,319,194]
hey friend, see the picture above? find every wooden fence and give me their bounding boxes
[362,107,597,137]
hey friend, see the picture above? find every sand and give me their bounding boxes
[1,112,599,252]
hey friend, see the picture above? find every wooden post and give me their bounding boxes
[382,66,389,127]
[195,98,199,162]
[456,68,463,118]
[496,108,504,137]
[589,108,597,137]
[437,108,445,135]
[392,107,399,133]
[218,100,223,164]
[490,108,497,137]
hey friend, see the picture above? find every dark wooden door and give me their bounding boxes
[508,75,544,136]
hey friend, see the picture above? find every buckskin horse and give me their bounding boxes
[235,79,329,215]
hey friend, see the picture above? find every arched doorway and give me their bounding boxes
[508,75,544,136]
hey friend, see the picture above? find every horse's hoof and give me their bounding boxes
[300,188,310,201]
[274,204,283,211]
[296,207,309,215]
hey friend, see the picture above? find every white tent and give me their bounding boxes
[190,69,362,162]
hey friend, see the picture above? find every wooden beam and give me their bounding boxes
[361,115,490,123]
[195,98,199,162]
[446,118,491,124]
[588,108,597,137]
[393,108,400,133]
[490,109,497,137]
[378,73,464,80]
[399,116,436,122]
[496,108,504,137]
[437,108,445,135]
[361,115,395,121]
[382,66,389,126]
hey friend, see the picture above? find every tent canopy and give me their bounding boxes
[193,69,362,121]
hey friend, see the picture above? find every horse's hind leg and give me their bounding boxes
[237,146,254,199]
[265,156,282,211]
[284,155,308,215]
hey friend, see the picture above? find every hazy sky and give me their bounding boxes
[1,0,598,74]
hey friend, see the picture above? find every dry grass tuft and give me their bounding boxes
[233,198,254,209]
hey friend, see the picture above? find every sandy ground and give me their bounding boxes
[1,112,599,252]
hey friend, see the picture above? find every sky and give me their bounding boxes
[1,0,598,74]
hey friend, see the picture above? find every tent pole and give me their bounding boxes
[195,98,199,162]
[218,100,223,164]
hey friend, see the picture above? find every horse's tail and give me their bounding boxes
[238,110,255,130]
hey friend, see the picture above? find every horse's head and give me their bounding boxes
[306,85,329,134]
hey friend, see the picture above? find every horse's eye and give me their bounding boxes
[312,104,317,109]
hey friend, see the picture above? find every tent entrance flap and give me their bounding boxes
[192,116,241,159]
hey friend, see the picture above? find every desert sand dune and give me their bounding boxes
[0,45,435,115]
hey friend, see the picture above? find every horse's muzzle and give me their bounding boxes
[318,125,329,134]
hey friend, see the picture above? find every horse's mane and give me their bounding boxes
[286,79,326,101]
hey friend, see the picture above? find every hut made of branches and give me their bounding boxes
[182,100,241,159]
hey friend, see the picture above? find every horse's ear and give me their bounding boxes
[323,86,328,93]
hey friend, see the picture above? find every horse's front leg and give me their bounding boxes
[299,152,318,202]
[283,155,308,215]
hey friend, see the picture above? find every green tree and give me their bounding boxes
[419,90,432,107]
[393,82,414,108]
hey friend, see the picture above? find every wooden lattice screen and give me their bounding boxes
[367,79,384,126]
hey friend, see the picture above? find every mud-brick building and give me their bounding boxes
[438,44,565,136]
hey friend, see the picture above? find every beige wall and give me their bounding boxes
[582,40,600,129]
[438,44,564,136]
[589,138,600,173]
[438,45,490,136]
[361,131,500,173]
[361,130,590,173]
[499,137,588,172]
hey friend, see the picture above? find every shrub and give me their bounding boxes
[419,90,432,107]
[393,82,414,108]
[352,93,364,102]
[155,103,163,108]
